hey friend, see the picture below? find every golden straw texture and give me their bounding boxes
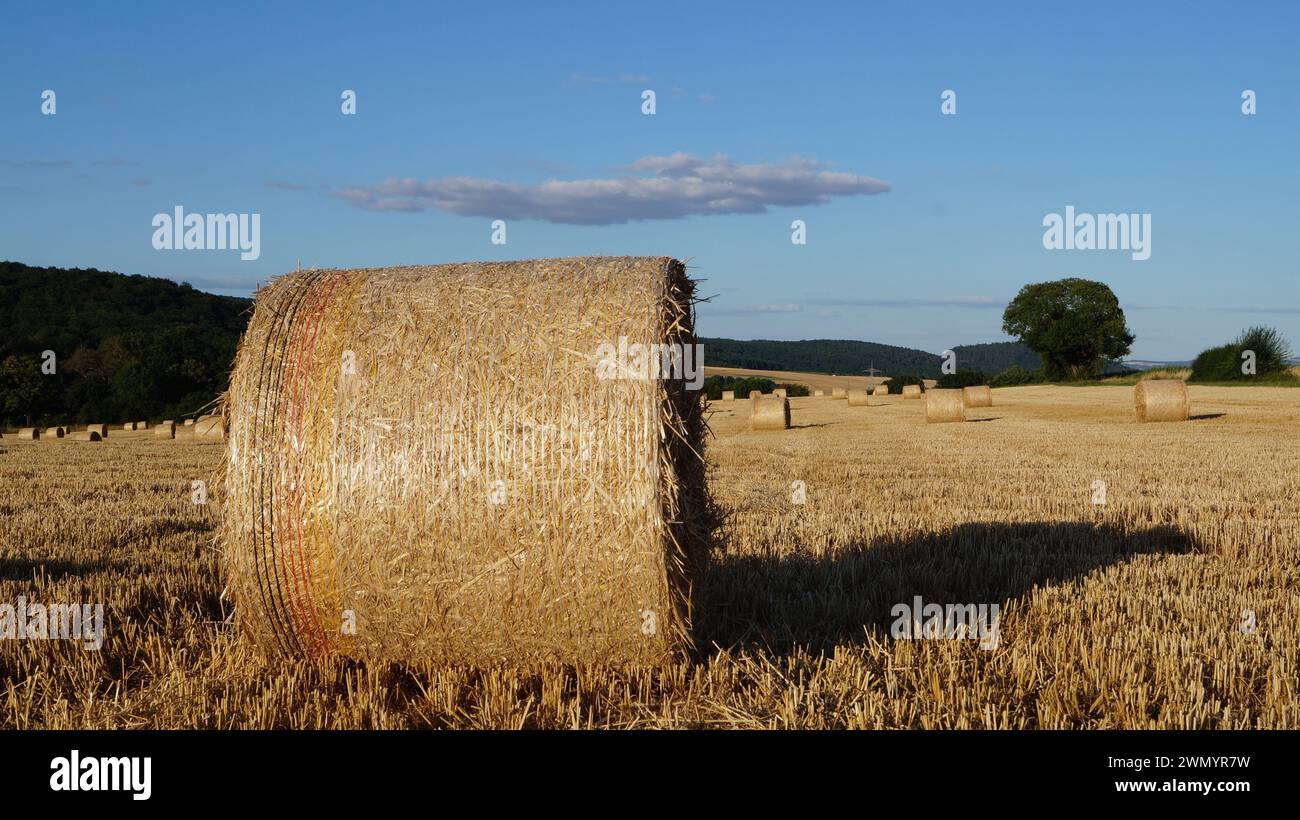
[221,257,710,666]
[962,385,992,408]
[750,395,791,430]
[925,389,966,423]
[1135,379,1189,422]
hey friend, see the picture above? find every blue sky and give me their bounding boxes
[2,1,1296,360]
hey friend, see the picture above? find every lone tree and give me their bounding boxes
[1002,278,1134,380]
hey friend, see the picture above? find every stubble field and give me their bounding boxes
[0,384,1296,728]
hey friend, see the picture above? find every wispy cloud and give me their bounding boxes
[706,303,804,316]
[333,153,891,225]
[806,296,1003,309]
[1,159,73,168]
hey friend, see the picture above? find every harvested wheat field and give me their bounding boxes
[0,384,1296,728]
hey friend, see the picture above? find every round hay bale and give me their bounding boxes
[813,389,824,397]
[772,388,787,398]
[846,389,871,406]
[184,418,195,426]
[136,421,149,430]
[220,258,710,666]
[721,390,735,401]
[750,395,790,430]
[68,431,102,442]
[1134,379,1188,422]
[122,422,135,431]
[962,385,992,408]
[154,421,176,439]
[748,390,762,401]
[86,423,109,438]
[902,384,923,399]
[44,426,65,438]
[925,389,966,423]
[194,416,226,441]
[872,384,889,397]
[16,428,38,440]
[831,388,846,398]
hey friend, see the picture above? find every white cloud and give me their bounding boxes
[333,153,890,225]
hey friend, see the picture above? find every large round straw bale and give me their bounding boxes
[136,421,149,430]
[86,424,109,438]
[902,384,923,399]
[194,416,226,441]
[17,428,38,440]
[122,422,135,431]
[872,384,888,397]
[721,390,735,401]
[220,258,710,665]
[1134,379,1188,422]
[154,421,176,438]
[772,388,787,398]
[962,385,992,408]
[925,389,966,423]
[68,431,102,442]
[44,426,65,438]
[846,389,870,406]
[750,395,790,430]
[184,418,195,426]
[831,388,846,398]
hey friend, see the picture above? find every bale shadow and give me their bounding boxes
[0,557,133,583]
[789,422,835,430]
[693,521,1199,655]
[1189,413,1226,421]
[965,417,1002,423]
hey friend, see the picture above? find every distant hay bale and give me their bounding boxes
[831,388,846,398]
[68,431,102,442]
[136,421,149,430]
[154,421,176,438]
[902,384,923,399]
[962,385,992,408]
[122,422,135,431]
[17,428,38,440]
[722,390,735,401]
[772,388,787,398]
[220,257,710,666]
[44,426,65,438]
[87,424,108,438]
[748,390,762,401]
[925,389,966,423]
[750,395,791,430]
[184,419,195,426]
[813,389,824,397]
[1134,379,1188,422]
[846,389,871,406]
[193,417,226,441]
[872,384,888,397]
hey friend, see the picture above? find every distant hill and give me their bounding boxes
[701,337,1040,378]
[0,261,250,427]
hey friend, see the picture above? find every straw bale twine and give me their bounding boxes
[220,257,710,665]
[1134,379,1188,422]
[925,389,966,423]
[750,395,790,430]
[962,385,992,408]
